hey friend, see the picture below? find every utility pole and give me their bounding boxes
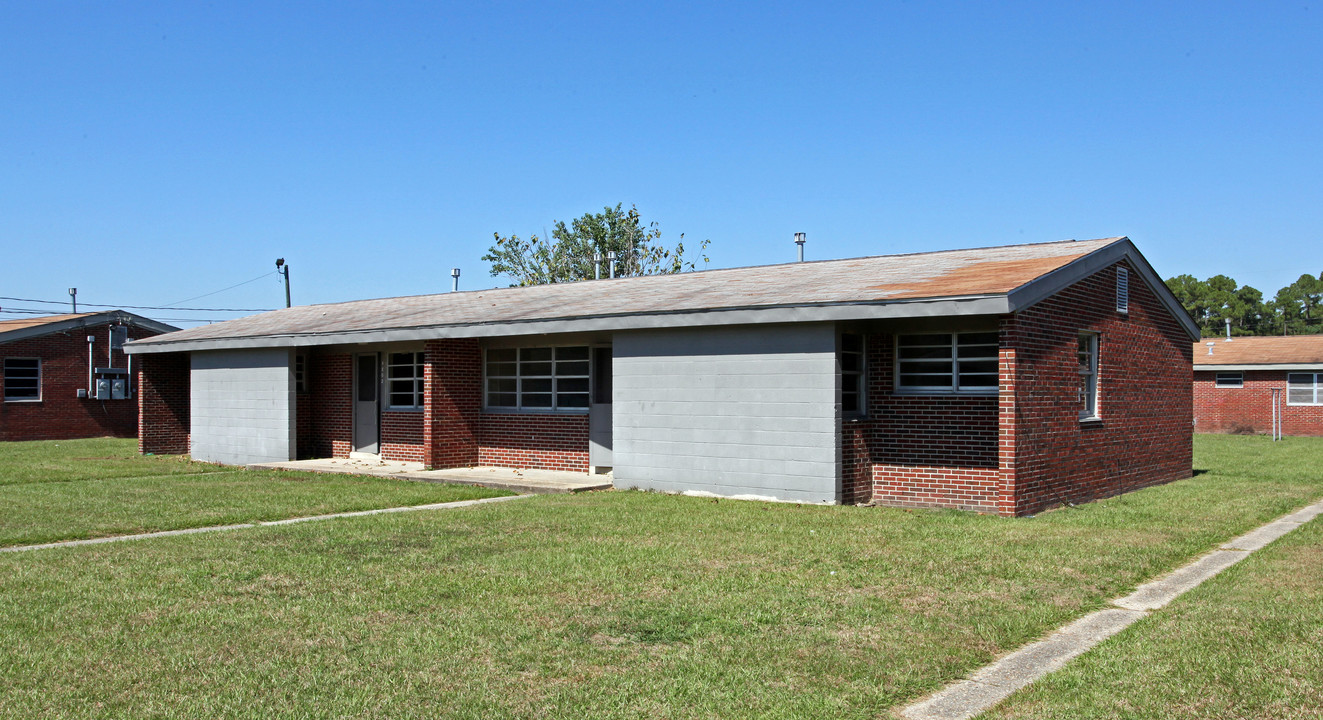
[275,259,291,308]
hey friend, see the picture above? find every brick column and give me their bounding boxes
[138,352,190,455]
[423,338,481,468]
[996,317,1019,516]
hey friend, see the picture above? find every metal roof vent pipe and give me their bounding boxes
[593,252,602,280]
[1206,341,1216,356]
[1225,318,1232,341]
[451,268,460,292]
[607,251,617,279]
[794,232,806,262]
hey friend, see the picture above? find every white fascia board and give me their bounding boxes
[1005,237,1202,341]
[1196,364,1323,372]
[124,295,1011,354]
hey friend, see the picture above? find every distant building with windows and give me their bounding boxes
[0,312,178,441]
[127,237,1197,516]
[1194,335,1323,436]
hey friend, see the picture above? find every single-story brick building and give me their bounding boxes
[126,236,1198,516]
[1,311,178,441]
[1193,335,1323,436]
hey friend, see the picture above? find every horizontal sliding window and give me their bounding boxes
[387,352,425,409]
[486,346,590,411]
[896,332,998,393]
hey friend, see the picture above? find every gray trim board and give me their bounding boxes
[1196,364,1323,372]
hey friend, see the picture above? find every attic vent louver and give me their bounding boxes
[1116,266,1129,314]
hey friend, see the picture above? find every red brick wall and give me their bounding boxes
[138,351,190,454]
[301,354,351,459]
[478,412,590,472]
[848,333,1001,512]
[1194,369,1323,436]
[2,322,161,442]
[424,339,481,467]
[1003,261,1193,516]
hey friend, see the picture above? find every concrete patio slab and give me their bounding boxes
[250,458,612,495]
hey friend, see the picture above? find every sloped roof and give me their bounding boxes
[0,311,179,345]
[1194,335,1323,369]
[127,236,1199,354]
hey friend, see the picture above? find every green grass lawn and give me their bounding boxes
[0,435,1318,718]
[987,517,1323,720]
[0,438,511,547]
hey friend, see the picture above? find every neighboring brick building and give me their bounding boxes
[1193,335,1323,436]
[1,312,178,441]
[127,237,1198,516]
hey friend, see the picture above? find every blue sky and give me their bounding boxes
[2,2,1319,327]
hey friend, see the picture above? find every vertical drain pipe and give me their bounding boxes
[87,335,95,396]
[795,232,806,262]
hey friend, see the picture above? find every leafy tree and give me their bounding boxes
[484,204,709,286]
[1165,274,1273,336]
[1271,274,1323,335]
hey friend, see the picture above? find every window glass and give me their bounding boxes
[840,334,865,415]
[486,346,592,411]
[1078,334,1099,419]
[1288,373,1320,405]
[897,332,997,392]
[3,358,40,401]
[1214,372,1242,388]
[295,355,307,394]
[386,352,424,409]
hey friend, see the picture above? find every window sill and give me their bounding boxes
[893,389,999,397]
[1079,416,1103,425]
[483,408,590,416]
[384,407,424,413]
[3,399,42,404]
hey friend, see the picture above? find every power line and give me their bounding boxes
[0,296,274,312]
[162,270,280,307]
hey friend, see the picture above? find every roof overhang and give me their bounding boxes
[125,294,1011,354]
[1196,364,1323,372]
[1,311,179,345]
[1006,237,1201,341]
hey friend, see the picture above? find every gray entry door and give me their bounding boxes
[353,353,380,454]
[589,345,612,469]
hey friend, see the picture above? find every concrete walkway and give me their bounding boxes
[899,497,1323,720]
[0,494,532,554]
[249,457,613,495]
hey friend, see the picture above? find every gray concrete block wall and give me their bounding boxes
[613,324,840,503]
[190,349,295,465]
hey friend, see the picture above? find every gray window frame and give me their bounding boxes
[1078,332,1100,420]
[3,357,41,402]
[840,333,866,417]
[1214,371,1243,389]
[294,354,308,395]
[894,331,999,395]
[484,345,591,413]
[1287,372,1323,406]
[385,351,425,410]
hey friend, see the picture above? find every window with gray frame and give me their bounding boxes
[1215,372,1243,388]
[1288,373,1322,405]
[295,354,307,394]
[3,358,40,402]
[386,352,425,409]
[485,346,590,411]
[1078,333,1099,419]
[896,332,998,392]
[840,334,865,415]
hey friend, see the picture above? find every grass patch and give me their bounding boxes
[0,434,1318,717]
[0,438,512,546]
[987,516,1323,719]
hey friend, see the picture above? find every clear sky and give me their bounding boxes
[3,2,1319,327]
